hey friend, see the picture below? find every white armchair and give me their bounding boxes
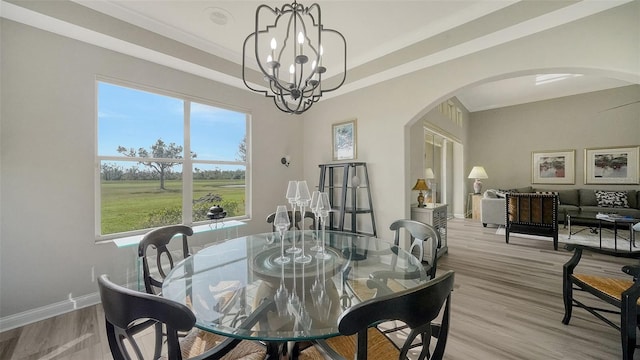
[481,191,506,227]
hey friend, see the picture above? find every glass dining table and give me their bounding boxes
[161,229,427,359]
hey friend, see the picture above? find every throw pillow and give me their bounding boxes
[595,190,629,208]
[484,189,498,198]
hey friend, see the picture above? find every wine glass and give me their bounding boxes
[295,181,312,264]
[285,181,301,254]
[309,190,322,251]
[316,192,331,260]
[273,205,291,265]
[274,258,289,317]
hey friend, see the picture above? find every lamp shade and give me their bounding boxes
[424,168,435,179]
[468,166,488,179]
[412,179,429,191]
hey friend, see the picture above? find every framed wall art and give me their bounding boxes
[531,149,575,184]
[332,119,357,161]
[584,145,639,184]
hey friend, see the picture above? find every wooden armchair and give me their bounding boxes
[562,244,640,360]
[505,193,559,249]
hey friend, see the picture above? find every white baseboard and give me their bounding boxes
[0,292,101,332]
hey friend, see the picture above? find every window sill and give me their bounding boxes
[110,220,247,248]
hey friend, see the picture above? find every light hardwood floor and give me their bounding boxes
[1,219,638,359]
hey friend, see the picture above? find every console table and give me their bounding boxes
[410,203,448,259]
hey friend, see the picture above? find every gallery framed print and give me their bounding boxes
[332,119,357,161]
[531,149,575,184]
[584,145,639,184]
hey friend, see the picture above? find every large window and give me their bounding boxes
[97,80,248,239]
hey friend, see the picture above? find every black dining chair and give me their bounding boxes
[348,219,438,302]
[98,274,267,360]
[299,270,455,360]
[137,225,244,356]
[138,224,194,295]
[389,219,439,279]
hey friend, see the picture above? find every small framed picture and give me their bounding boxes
[584,146,639,184]
[332,119,357,161]
[531,150,575,184]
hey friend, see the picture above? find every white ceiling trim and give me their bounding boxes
[1,0,633,106]
[344,1,519,70]
[70,0,242,64]
[0,1,246,90]
[70,1,520,74]
[328,0,634,100]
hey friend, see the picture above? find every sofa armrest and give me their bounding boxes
[481,197,506,227]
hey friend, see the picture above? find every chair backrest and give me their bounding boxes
[138,225,194,295]
[98,274,195,360]
[266,210,316,231]
[390,219,440,279]
[506,193,558,228]
[338,271,455,360]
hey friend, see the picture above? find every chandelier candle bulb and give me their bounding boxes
[271,38,277,57]
[298,32,304,54]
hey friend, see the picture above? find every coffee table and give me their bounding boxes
[565,209,638,251]
[598,213,638,251]
[565,210,600,239]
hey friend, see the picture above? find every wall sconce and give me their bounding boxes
[281,155,291,167]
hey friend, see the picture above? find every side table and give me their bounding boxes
[471,194,482,221]
[411,203,448,259]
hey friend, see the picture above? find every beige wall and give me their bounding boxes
[0,19,303,323]
[1,1,639,326]
[468,85,640,191]
[303,1,639,241]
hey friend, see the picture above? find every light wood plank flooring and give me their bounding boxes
[1,219,638,359]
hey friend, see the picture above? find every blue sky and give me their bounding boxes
[98,82,246,163]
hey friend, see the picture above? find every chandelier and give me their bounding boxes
[242,1,347,114]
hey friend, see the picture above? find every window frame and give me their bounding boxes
[95,77,250,242]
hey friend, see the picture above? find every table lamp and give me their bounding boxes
[468,166,488,194]
[412,178,429,207]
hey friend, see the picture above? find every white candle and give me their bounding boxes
[270,38,277,59]
[297,32,304,54]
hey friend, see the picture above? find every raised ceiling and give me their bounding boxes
[3,0,634,112]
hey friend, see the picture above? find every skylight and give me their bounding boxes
[535,74,583,86]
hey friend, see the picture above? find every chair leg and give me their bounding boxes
[562,277,573,325]
[562,248,582,325]
[621,293,638,360]
[153,322,163,360]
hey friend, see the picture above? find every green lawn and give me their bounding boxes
[101,179,245,234]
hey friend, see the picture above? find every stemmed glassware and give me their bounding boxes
[311,257,332,323]
[295,181,312,264]
[316,192,332,260]
[309,191,322,251]
[285,181,301,254]
[273,205,291,265]
[274,264,289,317]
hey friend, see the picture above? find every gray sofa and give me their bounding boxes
[481,186,640,227]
